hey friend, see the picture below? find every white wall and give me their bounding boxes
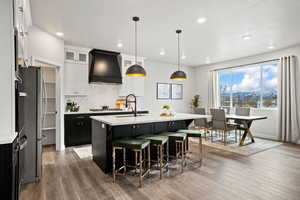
[28,26,65,66]
[195,45,300,140]
[143,60,197,114]
[0,0,15,139]
[65,60,197,114]
[64,84,121,110]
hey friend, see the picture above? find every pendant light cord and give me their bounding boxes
[177,31,180,71]
[135,20,137,64]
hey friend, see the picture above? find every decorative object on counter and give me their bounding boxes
[126,16,147,77]
[157,83,171,99]
[115,99,126,109]
[66,101,80,112]
[170,29,187,81]
[160,105,174,117]
[102,105,109,110]
[191,94,201,110]
[171,84,183,100]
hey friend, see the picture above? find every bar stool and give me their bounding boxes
[159,132,187,173]
[177,129,203,166]
[137,135,169,179]
[112,139,151,187]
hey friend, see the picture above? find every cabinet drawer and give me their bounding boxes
[168,121,185,132]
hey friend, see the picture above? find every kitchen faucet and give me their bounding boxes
[125,94,137,117]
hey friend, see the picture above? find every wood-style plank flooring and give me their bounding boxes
[21,143,300,200]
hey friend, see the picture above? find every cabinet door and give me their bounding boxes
[119,58,145,97]
[64,62,88,95]
[119,59,134,96]
[169,121,186,132]
[65,50,76,63]
[77,51,88,64]
[70,116,91,146]
[133,123,153,137]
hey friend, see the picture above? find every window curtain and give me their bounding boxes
[208,70,219,109]
[278,56,300,143]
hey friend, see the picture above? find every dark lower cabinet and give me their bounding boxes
[65,111,149,147]
[92,119,192,173]
[0,137,20,200]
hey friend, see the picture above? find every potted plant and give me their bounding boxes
[161,105,172,117]
[191,95,201,111]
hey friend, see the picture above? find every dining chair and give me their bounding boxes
[235,107,250,141]
[210,109,237,145]
[193,108,211,139]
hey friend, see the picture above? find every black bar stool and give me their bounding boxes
[159,132,187,173]
[137,135,169,179]
[112,139,151,187]
[177,129,203,166]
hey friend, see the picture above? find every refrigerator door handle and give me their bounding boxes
[19,135,28,151]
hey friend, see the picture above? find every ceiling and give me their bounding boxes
[30,0,300,66]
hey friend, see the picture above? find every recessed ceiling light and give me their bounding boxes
[56,32,64,37]
[242,33,252,40]
[181,55,186,60]
[268,44,275,49]
[205,57,211,64]
[117,42,123,48]
[197,17,207,24]
[160,49,165,56]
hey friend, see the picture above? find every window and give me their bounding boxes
[218,61,278,109]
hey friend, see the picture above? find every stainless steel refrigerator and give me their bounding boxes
[19,66,47,184]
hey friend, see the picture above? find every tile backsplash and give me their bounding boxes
[64,84,145,111]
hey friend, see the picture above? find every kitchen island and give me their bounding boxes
[91,113,207,173]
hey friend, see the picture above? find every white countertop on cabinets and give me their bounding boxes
[64,109,148,115]
[0,132,18,145]
[90,113,209,126]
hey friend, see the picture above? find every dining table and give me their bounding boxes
[194,114,267,146]
[225,114,267,146]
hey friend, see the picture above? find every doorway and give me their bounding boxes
[33,59,63,151]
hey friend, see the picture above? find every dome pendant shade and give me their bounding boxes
[170,70,187,80]
[126,16,146,77]
[170,29,187,81]
[126,64,146,77]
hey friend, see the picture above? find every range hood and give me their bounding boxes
[89,49,122,84]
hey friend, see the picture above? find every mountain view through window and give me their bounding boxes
[218,61,278,108]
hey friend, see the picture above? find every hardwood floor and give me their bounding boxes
[21,143,300,200]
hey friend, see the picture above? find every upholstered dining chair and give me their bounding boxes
[193,108,211,139]
[235,107,250,141]
[210,109,237,145]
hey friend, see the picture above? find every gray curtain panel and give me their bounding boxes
[278,56,300,143]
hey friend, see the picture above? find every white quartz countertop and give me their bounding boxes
[90,113,209,126]
[0,132,18,145]
[65,109,148,115]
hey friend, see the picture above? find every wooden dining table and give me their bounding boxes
[194,114,267,146]
[225,115,267,146]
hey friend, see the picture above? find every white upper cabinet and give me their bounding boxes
[119,54,145,97]
[64,46,90,96]
[65,45,89,64]
[14,0,32,67]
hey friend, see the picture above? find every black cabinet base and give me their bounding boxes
[92,119,192,173]
[65,111,149,147]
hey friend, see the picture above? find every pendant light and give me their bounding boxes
[170,29,187,80]
[126,16,146,77]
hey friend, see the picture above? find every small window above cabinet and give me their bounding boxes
[65,46,89,64]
